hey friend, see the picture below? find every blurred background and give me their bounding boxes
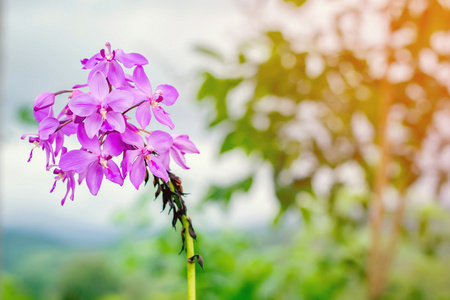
[2,0,450,299]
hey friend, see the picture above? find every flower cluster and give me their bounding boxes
[22,43,199,205]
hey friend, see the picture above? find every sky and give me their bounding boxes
[0,0,281,241]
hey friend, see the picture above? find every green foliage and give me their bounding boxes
[3,223,450,299]
[18,105,37,126]
[204,175,253,204]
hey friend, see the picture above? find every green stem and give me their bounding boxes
[182,214,196,300]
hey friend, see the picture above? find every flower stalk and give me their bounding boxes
[182,214,196,300]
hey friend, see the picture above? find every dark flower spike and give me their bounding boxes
[179,227,186,254]
[187,254,205,272]
[187,217,197,241]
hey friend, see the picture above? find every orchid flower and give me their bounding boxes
[69,71,133,138]
[80,42,148,88]
[121,128,173,188]
[59,124,124,195]
[160,134,200,170]
[133,65,179,130]
[21,116,59,167]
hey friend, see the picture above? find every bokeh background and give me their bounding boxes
[2,0,450,299]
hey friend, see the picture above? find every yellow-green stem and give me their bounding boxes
[182,215,196,300]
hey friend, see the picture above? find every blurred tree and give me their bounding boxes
[56,254,120,300]
[197,0,450,298]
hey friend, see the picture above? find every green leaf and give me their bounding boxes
[194,45,224,61]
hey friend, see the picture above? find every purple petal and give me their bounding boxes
[86,163,104,196]
[103,132,124,157]
[34,106,53,123]
[120,128,144,148]
[152,106,174,129]
[156,85,178,106]
[133,66,152,96]
[136,101,151,129]
[77,123,101,154]
[38,117,60,140]
[106,111,126,133]
[34,93,55,111]
[105,160,124,185]
[89,71,109,100]
[115,49,149,68]
[122,149,141,175]
[72,83,89,89]
[61,121,78,136]
[107,60,126,88]
[170,147,189,169]
[130,157,146,189]
[59,150,96,173]
[173,134,200,153]
[69,93,100,117]
[159,151,171,171]
[121,86,148,105]
[146,130,173,154]
[83,53,103,69]
[84,113,103,139]
[55,132,64,157]
[104,89,133,112]
[87,61,109,83]
[147,155,169,182]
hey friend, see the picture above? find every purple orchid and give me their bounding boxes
[59,124,124,195]
[160,134,200,170]
[49,147,77,206]
[121,128,173,188]
[21,116,59,167]
[23,43,199,206]
[69,71,133,138]
[133,65,179,130]
[81,42,148,88]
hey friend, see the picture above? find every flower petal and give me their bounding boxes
[77,123,101,154]
[106,111,126,133]
[103,132,124,157]
[147,155,168,182]
[69,93,99,117]
[107,60,126,88]
[104,89,133,112]
[83,53,103,69]
[89,70,109,100]
[115,49,149,68]
[136,101,151,129]
[86,163,104,196]
[158,151,171,171]
[122,149,141,176]
[105,160,124,185]
[34,106,53,123]
[133,66,152,96]
[173,134,200,153]
[130,156,146,189]
[170,147,189,169]
[156,85,178,106]
[38,117,60,140]
[84,113,103,139]
[120,128,144,148]
[87,61,109,83]
[152,106,174,129]
[59,150,96,173]
[146,130,173,154]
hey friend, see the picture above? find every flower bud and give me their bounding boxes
[34,92,55,111]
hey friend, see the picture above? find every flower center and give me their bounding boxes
[100,108,108,119]
[150,101,159,109]
[99,157,108,168]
